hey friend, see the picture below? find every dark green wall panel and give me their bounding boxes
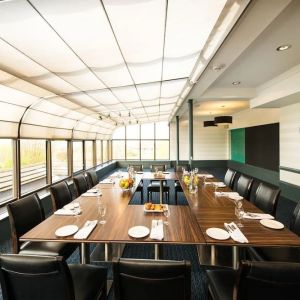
[231,128,245,163]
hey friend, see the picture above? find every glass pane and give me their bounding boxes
[21,139,46,195]
[126,124,140,139]
[112,140,125,159]
[0,139,14,202]
[141,140,154,160]
[141,123,154,139]
[103,140,108,162]
[52,141,68,183]
[156,140,169,160]
[73,141,83,172]
[108,140,112,160]
[112,127,125,139]
[155,121,169,139]
[126,140,140,160]
[85,141,94,169]
[96,140,102,165]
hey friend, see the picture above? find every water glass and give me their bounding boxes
[98,204,107,225]
[163,206,170,225]
[194,168,198,174]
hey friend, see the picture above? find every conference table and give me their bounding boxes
[21,170,300,268]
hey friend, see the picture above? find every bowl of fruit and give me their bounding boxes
[119,177,134,191]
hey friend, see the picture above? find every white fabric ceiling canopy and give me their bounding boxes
[0,0,247,139]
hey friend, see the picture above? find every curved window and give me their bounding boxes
[52,141,68,182]
[85,141,94,169]
[73,141,83,173]
[96,140,102,165]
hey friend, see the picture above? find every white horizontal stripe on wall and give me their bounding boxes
[280,170,300,187]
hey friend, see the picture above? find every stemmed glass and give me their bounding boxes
[235,200,244,227]
[163,206,170,225]
[98,203,106,225]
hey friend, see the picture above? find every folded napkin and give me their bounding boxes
[214,192,242,201]
[136,171,143,174]
[150,220,164,240]
[204,181,215,185]
[213,182,226,187]
[100,178,114,184]
[243,212,274,220]
[87,188,99,193]
[74,220,97,239]
[81,192,102,197]
[54,208,82,216]
[224,222,248,243]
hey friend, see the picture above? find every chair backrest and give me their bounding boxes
[129,165,143,172]
[50,181,73,211]
[7,194,45,254]
[150,164,166,172]
[290,200,300,235]
[113,258,191,300]
[73,174,88,197]
[224,168,236,189]
[175,164,189,172]
[235,174,253,200]
[254,183,280,216]
[86,170,99,188]
[234,260,300,300]
[0,254,75,300]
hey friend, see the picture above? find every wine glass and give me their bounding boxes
[235,200,244,227]
[163,206,170,225]
[98,204,107,225]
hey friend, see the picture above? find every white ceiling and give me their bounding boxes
[0,0,250,138]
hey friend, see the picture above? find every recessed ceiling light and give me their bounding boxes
[276,44,291,52]
[232,81,241,85]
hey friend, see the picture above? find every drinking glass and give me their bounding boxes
[163,206,170,225]
[98,204,107,225]
[235,200,244,227]
[194,168,198,174]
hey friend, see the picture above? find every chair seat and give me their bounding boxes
[206,269,237,300]
[175,181,183,192]
[248,246,300,262]
[69,264,107,300]
[19,241,77,258]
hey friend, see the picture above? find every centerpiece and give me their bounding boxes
[183,171,199,194]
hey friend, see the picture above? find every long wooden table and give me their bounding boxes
[21,170,300,267]
[21,171,205,262]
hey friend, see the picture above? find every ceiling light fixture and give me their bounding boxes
[276,44,291,52]
[203,120,217,127]
[232,81,241,85]
[214,116,232,126]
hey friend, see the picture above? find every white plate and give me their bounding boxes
[260,219,284,230]
[55,225,79,237]
[206,228,230,240]
[128,226,150,238]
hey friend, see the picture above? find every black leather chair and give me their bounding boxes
[224,168,236,189]
[129,165,144,203]
[234,174,253,200]
[50,181,73,211]
[174,164,189,205]
[86,170,99,188]
[147,164,170,203]
[0,254,107,300]
[113,258,191,300]
[7,194,77,258]
[73,174,89,197]
[248,201,300,262]
[206,260,300,300]
[253,182,280,216]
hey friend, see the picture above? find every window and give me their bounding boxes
[51,141,68,182]
[112,127,125,139]
[85,141,94,169]
[156,140,169,159]
[155,122,169,139]
[0,139,14,202]
[141,140,154,160]
[21,139,46,195]
[112,140,125,159]
[103,140,108,162]
[141,123,154,139]
[126,140,140,159]
[126,124,140,139]
[96,140,102,165]
[73,141,83,173]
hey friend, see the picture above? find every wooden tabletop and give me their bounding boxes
[21,171,300,248]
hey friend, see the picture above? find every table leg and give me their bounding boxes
[210,245,216,265]
[80,243,90,264]
[232,246,239,270]
[159,180,163,204]
[154,244,160,260]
